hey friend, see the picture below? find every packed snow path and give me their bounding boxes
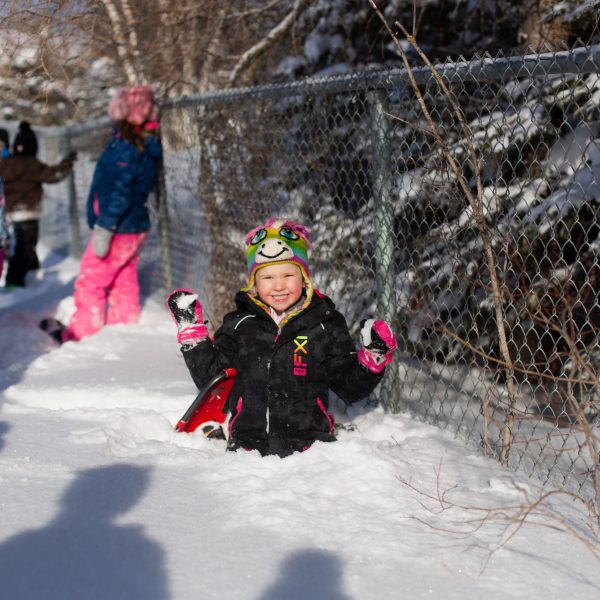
[0,248,598,599]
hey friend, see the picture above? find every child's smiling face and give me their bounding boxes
[255,263,304,314]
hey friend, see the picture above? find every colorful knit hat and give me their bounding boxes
[107,85,158,126]
[242,217,312,293]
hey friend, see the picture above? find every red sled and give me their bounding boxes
[175,368,236,437]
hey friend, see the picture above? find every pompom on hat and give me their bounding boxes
[242,217,313,294]
[107,85,158,126]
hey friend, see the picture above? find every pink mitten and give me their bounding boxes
[357,319,397,373]
[167,288,209,345]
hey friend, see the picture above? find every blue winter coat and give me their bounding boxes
[86,127,162,233]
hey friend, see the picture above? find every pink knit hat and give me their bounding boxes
[107,85,157,125]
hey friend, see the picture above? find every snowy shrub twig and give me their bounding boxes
[367,0,518,466]
[398,460,600,569]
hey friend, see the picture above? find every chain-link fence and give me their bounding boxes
[9,44,599,502]
[158,45,600,502]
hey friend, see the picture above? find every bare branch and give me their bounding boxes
[100,0,138,84]
[228,0,309,87]
[368,0,518,466]
[399,465,600,567]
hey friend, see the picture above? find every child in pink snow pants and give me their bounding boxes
[59,86,162,343]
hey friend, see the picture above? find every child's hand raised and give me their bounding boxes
[167,288,209,346]
[357,319,397,373]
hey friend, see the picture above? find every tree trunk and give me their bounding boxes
[520,0,570,50]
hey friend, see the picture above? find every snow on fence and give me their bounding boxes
[27,44,600,502]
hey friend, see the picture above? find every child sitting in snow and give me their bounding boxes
[167,217,397,457]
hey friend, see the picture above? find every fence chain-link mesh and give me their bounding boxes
[159,45,600,501]
[23,45,600,502]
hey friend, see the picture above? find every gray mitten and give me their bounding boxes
[92,225,114,258]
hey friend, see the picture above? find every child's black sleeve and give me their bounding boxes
[322,311,384,403]
[179,320,239,392]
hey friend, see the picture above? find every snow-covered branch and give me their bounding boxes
[228,0,309,86]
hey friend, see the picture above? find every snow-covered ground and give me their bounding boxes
[0,246,599,599]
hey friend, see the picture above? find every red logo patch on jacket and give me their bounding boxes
[293,335,308,376]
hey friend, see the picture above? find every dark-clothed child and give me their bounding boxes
[0,121,75,288]
[0,177,7,278]
[167,217,397,457]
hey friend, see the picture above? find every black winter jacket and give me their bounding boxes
[181,290,384,457]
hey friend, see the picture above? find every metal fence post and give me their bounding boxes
[156,153,173,292]
[63,131,82,258]
[370,89,400,412]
